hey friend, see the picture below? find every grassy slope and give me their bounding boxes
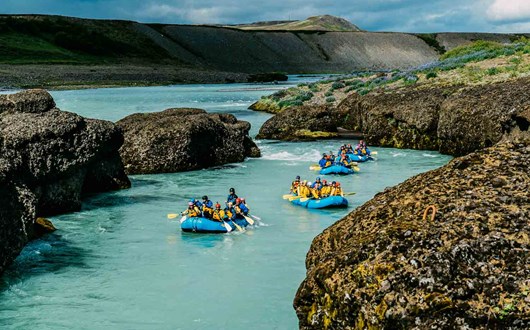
[253,39,530,113]
[0,15,175,64]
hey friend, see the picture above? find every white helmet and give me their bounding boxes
[307,181,312,186]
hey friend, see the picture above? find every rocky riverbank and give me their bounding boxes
[0,89,130,275]
[294,134,530,329]
[117,108,261,174]
[0,64,250,90]
[257,76,530,156]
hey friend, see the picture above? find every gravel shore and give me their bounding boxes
[0,64,250,90]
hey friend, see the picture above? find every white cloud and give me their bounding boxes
[487,0,530,22]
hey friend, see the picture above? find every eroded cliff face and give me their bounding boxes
[258,77,530,156]
[294,135,530,329]
[0,89,130,275]
[343,78,530,156]
[117,108,260,174]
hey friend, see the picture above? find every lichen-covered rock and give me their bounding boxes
[294,135,530,329]
[117,108,261,174]
[256,105,344,140]
[258,77,530,156]
[0,89,130,275]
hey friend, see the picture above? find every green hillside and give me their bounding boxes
[0,15,175,64]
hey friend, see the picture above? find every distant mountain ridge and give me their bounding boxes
[0,14,528,88]
[226,15,362,31]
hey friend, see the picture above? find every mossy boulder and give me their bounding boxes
[294,136,530,329]
[117,108,260,174]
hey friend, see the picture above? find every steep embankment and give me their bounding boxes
[294,135,530,329]
[1,14,525,88]
[0,90,130,275]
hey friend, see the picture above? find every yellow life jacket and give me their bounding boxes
[213,209,223,221]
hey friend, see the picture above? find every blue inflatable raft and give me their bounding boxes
[319,165,355,175]
[290,195,348,209]
[347,154,373,163]
[181,216,249,233]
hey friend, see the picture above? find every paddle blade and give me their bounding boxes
[167,213,178,219]
[344,192,357,196]
[180,216,187,223]
[223,221,233,232]
[289,196,302,201]
[243,215,255,226]
[232,221,244,232]
[283,194,294,200]
[371,151,378,155]
[309,166,321,171]
[299,198,310,202]
[250,214,261,221]
[353,166,360,172]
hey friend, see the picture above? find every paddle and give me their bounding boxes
[228,219,242,232]
[288,195,303,201]
[309,165,321,171]
[371,151,378,155]
[352,166,360,172]
[167,213,188,223]
[283,194,295,199]
[243,215,255,225]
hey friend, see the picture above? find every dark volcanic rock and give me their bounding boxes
[0,89,130,275]
[256,105,346,140]
[117,108,261,174]
[345,78,530,156]
[260,77,530,156]
[294,136,530,329]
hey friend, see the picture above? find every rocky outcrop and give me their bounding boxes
[342,78,530,156]
[0,89,130,275]
[258,77,530,156]
[117,108,260,174]
[247,73,288,83]
[294,136,530,329]
[256,105,346,140]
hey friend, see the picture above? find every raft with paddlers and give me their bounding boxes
[347,154,374,163]
[181,216,249,233]
[319,164,355,175]
[289,195,348,209]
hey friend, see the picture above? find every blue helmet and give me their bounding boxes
[316,177,321,181]
[189,199,195,203]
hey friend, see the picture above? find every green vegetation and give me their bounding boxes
[253,38,530,113]
[0,15,173,64]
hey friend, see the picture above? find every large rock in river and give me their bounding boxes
[117,108,261,174]
[0,89,130,275]
[294,135,530,329]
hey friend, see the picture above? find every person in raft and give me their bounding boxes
[319,153,334,168]
[290,178,343,199]
[201,195,214,218]
[212,203,230,222]
[354,140,371,156]
[291,175,301,195]
[226,187,238,205]
[234,198,249,216]
[182,201,201,217]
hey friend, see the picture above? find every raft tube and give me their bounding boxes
[181,216,249,233]
[319,165,354,175]
[290,196,348,209]
[347,154,373,163]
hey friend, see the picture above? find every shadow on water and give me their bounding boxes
[81,193,176,211]
[180,232,229,248]
[0,233,90,291]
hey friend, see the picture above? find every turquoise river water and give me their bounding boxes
[0,78,452,329]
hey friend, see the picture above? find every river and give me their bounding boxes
[0,78,451,329]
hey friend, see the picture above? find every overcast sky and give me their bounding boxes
[1,0,530,32]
